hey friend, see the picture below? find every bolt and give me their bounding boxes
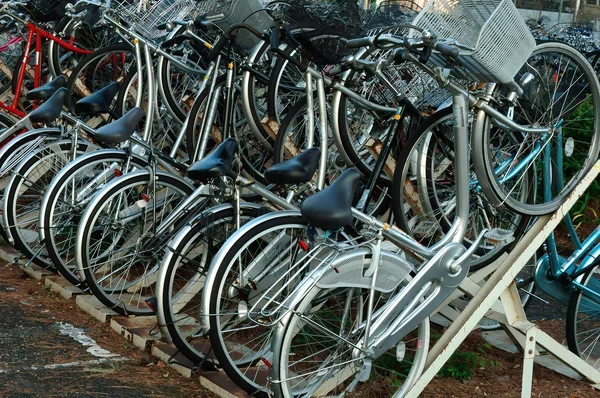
[529,336,533,341]
[528,349,533,354]
[449,263,461,274]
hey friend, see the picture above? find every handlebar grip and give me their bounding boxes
[347,37,372,48]
[156,22,169,31]
[0,19,15,34]
[434,42,459,58]
[194,15,207,29]
[83,4,100,25]
[270,26,280,50]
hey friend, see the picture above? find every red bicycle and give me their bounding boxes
[0,0,112,121]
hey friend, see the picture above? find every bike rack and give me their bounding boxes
[405,160,600,398]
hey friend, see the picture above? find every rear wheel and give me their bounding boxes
[77,171,194,315]
[157,205,269,366]
[40,150,149,284]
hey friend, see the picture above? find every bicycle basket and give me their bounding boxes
[411,0,536,84]
[27,0,69,22]
[198,0,272,50]
[280,0,364,66]
[363,0,422,36]
[112,0,199,40]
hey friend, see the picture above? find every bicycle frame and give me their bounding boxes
[534,123,600,308]
[1,14,93,118]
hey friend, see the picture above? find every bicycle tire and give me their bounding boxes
[391,108,531,271]
[40,149,149,285]
[472,41,600,216]
[270,260,430,398]
[64,43,137,110]
[76,170,194,316]
[0,127,61,242]
[273,97,391,217]
[48,16,116,78]
[567,260,600,370]
[206,212,311,396]
[184,76,274,184]
[3,139,98,268]
[155,203,269,366]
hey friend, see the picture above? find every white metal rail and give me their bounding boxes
[404,160,600,398]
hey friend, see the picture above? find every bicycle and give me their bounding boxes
[199,0,600,395]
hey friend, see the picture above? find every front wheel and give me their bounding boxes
[270,279,429,398]
[566,261,600,369]
[40,149,149,285]
[155,204,269,366]
[473,42,600,216]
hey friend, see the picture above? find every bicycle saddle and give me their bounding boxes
[187,138,238,182]
[29,87,67,124]
[75,82,122,114]
[26,75,66,101]
[264,147,321,185]
[94,107,144,145]
[300,168,360,230]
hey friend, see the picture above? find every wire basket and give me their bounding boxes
[112,0,199,40]
[347,57,458,112]
[26,0,69,22]
[277,0,365,67]
[411,0,536,84]
[363,0,422,36]
[197,0,272,50]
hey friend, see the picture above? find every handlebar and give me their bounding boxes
[207,22,267,61]
[348,32,460,59]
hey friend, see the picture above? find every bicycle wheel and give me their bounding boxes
[205,212,314,396]
[156,204,269,365]
[65,43,137,110]
[391,108,531,271]
[184,77,275,183]
[76,170,194,315]
[0,128,61,241]
[335,50,427,187]
[567,261,600,369]
[48,16,117,78]
[473,41,600,216]
[40,149,149,285]
[266,43,305,124]
[157,24,210,122]
[3,139,98,268]
[274,97,391,217]
[240,41,278,151]
[270,263,429,398]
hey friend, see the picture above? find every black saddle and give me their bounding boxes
[29,87,67,124]
[300,168,361,230]
[75,82,121,114]
[187,138,238,182]
[265,148,321,185]
[94,107,144,145]
[26,75,66,101]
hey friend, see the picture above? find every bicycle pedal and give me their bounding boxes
[485,228,515,246]
[412,220,438,238]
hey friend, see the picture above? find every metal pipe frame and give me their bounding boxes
[404,161,600,398]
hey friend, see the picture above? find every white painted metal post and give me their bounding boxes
[522,326,538,398]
